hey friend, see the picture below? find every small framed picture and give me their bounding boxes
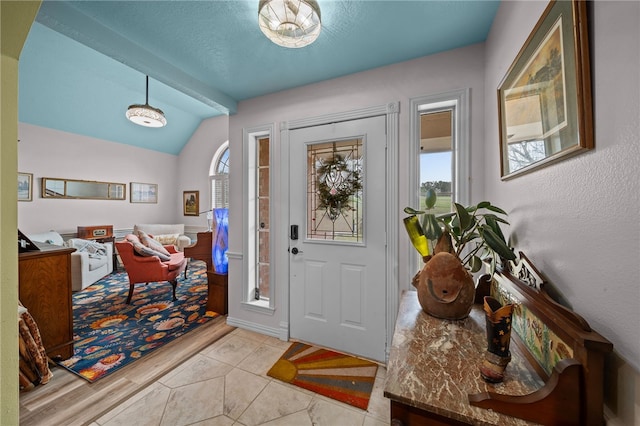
[183,190,199,216]
[18,172,33,202]
[130,182,158,203]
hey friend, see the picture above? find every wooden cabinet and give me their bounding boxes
[207,272,228,314]
[185,231,229,314]
[19,244,75,360]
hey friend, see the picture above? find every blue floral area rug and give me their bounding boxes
[57,262,217,382]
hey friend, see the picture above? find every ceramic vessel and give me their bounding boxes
[412,252,475,320]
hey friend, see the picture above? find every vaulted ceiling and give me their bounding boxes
[19,1,499,154]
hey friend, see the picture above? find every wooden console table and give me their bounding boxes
[19,244,75,360]
[385,291,541,425]
[385,253,612,425]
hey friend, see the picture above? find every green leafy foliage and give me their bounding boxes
[403,196,516,274]
[421,214,442,242]
[424,188,437,210]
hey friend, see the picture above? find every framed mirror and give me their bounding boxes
[42,177,126,200]
[498,0,593,179]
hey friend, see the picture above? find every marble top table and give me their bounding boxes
[384,291,543,425]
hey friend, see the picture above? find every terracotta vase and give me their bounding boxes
[479,296,514,383]
[412,252,475,320]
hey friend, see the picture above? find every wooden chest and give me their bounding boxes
[77,225,113,240]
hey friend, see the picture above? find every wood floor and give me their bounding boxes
[19,316,235,426]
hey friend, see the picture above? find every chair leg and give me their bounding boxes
[184,260,189,279]
[126,283,135,304]
[170,279,178,301]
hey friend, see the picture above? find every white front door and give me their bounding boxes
[289,115,387,362]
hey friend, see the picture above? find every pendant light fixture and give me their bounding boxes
[258,0,321,48]
[126,75,167,128]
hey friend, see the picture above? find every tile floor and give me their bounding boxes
[90,328,390,426]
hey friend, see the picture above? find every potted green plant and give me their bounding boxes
[404,190,516,273]
[403,190,516,319]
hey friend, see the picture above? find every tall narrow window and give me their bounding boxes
[409,89,470,275]
[244,124,274,311]
[420,110,454,216]
[256,137,270,301]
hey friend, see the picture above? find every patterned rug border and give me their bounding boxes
[56,263,217,383]
[58,314,225,384]
[267,342,378,410]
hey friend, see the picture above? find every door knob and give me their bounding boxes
[291,247,303,255]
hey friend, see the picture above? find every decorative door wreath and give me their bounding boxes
[316,154,361,222]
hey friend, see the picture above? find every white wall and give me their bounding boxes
[226,43,486,338]
[19,117,230,237]
[176,114,229,231]
[18,123,179,234]
[484,1,640,424]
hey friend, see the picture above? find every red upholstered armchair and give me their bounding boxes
[115,240,187,304]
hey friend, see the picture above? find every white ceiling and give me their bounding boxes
[19,0,499,154]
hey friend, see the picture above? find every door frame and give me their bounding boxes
[278,102,399,362]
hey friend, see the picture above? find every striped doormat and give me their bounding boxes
[267,342,378,410]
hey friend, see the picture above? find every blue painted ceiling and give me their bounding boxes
[19,0,499,155]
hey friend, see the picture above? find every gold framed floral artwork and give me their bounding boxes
[183,190,199,216]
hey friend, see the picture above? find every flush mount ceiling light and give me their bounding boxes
[258,0,321,48]
[126,75,167,128]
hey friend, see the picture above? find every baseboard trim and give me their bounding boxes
[226,316,283,340]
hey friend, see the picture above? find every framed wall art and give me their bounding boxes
[130,182,158,203]
[18,172,33,201]
[42,177,126,200]
[183,190,199,216]
[498,0,593,179]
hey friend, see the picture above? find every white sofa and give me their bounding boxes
[133,224,191,251]
[27,231,113,292]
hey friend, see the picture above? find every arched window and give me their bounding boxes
[210,142,229,209]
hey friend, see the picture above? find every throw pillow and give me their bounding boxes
[153,233,180,245]
[125,234,141,245]
[138,231,171,257]
[132,241,171,262]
